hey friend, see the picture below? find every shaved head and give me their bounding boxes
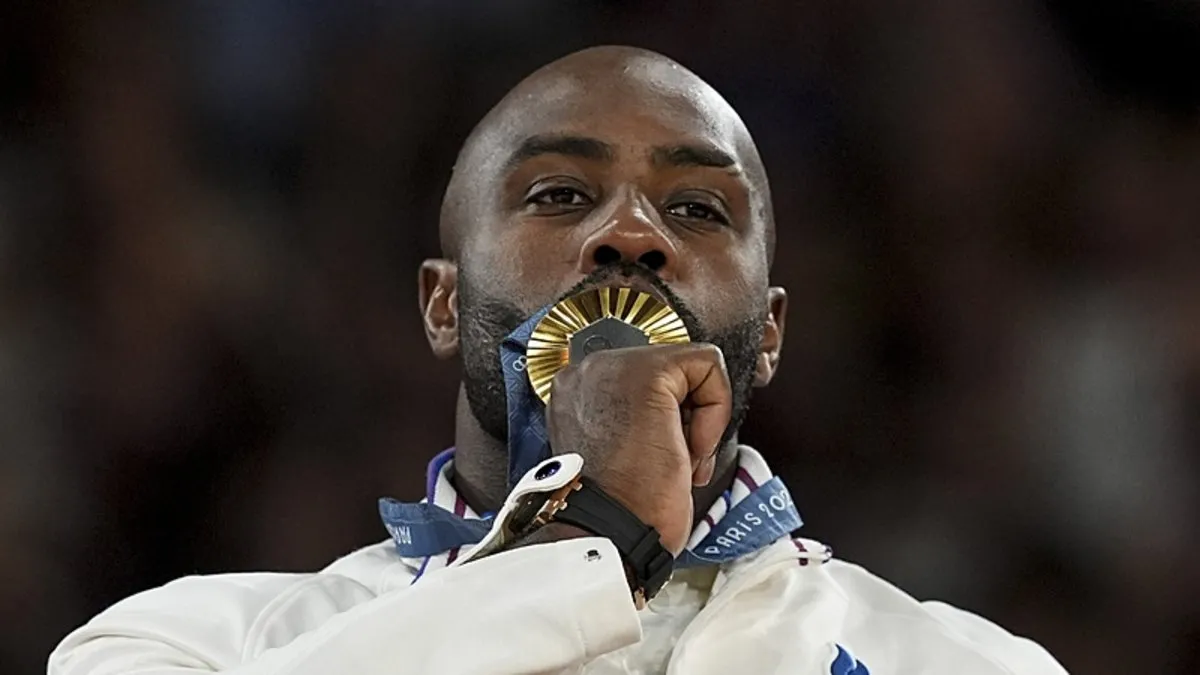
[421,44,787,457]
[440,46,775,266]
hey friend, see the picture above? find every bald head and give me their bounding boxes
[439,46,775,265]
[421,45,788,451]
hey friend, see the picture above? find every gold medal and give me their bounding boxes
[526,287,691,404]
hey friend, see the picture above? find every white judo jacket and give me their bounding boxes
[49,448,1068,674]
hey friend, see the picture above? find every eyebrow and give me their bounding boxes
[651,144,738,170]
[505,135,615,170]
[503,134,740,173]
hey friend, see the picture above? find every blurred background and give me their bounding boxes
[2,1,1199,673]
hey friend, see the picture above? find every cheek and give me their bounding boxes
[688,247,759,296]
[463,226,576,311]
[680,250,765,330]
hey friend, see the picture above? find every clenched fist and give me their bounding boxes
[545,343,733,556]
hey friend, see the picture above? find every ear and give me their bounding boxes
[419,259,459,359]
[754,286,788,387]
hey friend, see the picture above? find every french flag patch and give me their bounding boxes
[831,644,870,674]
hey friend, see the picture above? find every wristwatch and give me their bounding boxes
[452,454,675,609]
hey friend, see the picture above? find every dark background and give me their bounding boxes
[3,1,1199,673]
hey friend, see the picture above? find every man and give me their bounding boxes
[49,46,1067,674]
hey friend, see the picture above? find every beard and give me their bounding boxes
[458,261,764,449]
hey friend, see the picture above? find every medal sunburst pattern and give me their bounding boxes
[526,287,691,403]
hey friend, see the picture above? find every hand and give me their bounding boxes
[545,343,733,556]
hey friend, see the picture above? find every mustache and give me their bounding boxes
[554,262,707,342]
[459,262,707,345]
[559,262,671,303]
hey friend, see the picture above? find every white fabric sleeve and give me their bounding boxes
[921,600,1070,674]
[48,538,641,675]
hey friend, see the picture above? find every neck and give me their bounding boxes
[450,384,743,527]
[450,386,510,515]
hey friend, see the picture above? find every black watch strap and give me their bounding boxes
[551,477,675,605]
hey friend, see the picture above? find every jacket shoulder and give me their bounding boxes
[51,541,408,672]
[823,559,1069,674]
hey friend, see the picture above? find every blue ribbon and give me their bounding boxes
[500,307,552,489]
[676,476,802,567]
[378,499,493,558]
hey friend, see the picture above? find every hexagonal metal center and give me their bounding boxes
[568,317,650,363]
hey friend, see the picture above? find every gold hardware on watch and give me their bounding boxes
[531,479,583,529]
[632,587,648,611]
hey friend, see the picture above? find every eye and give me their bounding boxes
[528,186,591,207]
[666,201,728,225]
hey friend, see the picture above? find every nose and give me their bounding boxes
[578,191,679,279]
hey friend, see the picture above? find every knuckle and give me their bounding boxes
[679,342,725,366]
[649,369,678,392]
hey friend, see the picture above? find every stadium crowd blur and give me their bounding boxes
[3,1,1199,673]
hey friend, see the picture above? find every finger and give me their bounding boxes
[656,345,732,463]
[683,357,732,463]
[692,451,717,487]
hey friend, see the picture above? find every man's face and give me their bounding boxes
[444,52,781,445]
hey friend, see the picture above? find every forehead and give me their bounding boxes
[481,58,753,162]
